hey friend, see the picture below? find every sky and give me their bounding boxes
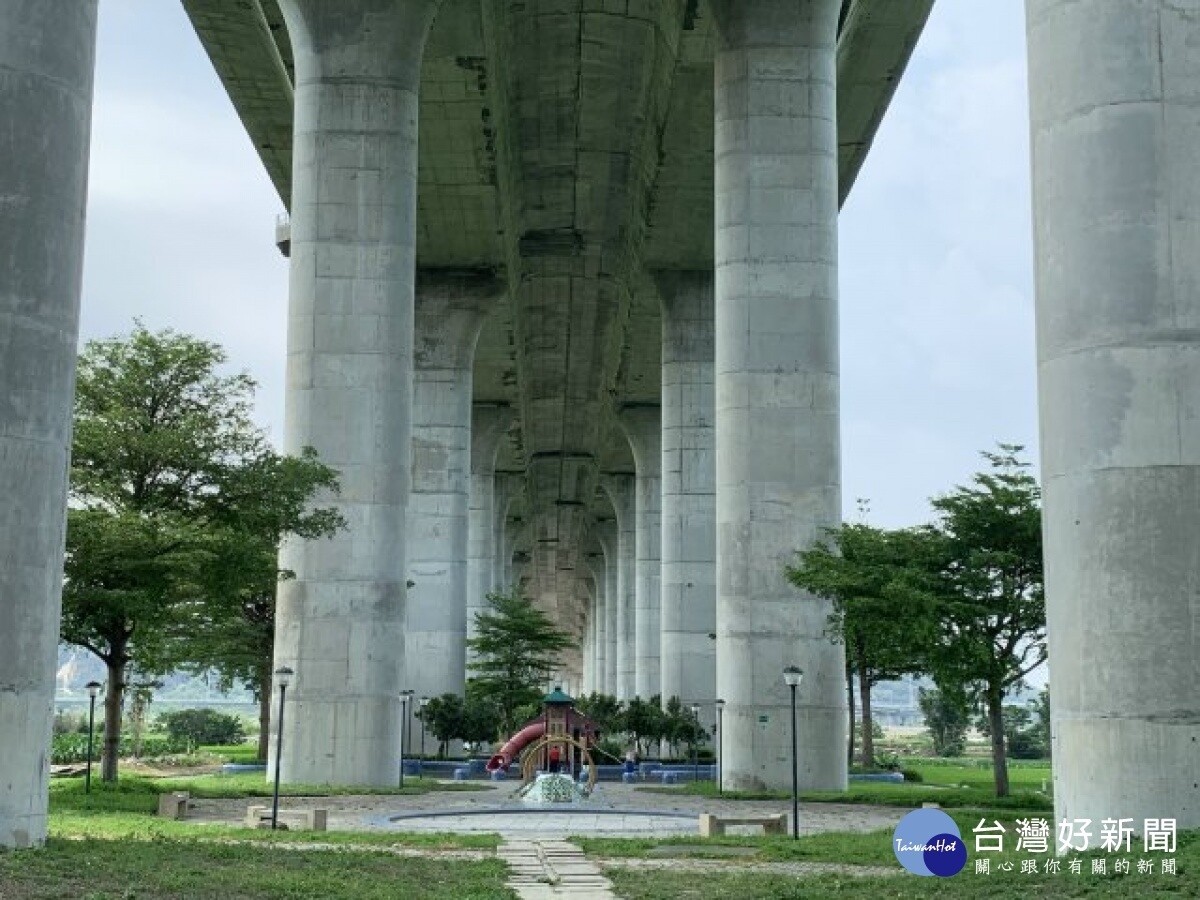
[80,0,1037,533]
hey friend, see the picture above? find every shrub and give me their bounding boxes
[51,732,186,764]
[158,709,246,750]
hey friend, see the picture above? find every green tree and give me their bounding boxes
[918,686,970,757]
[620,696,667,758]
[466,589,574,736]
[573,693,623,737]
[158,708,246,751]
[173,448,343,761]
[786,511,938,768]
[921,445,1046,796]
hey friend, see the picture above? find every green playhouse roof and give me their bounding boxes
[543,687,574,705]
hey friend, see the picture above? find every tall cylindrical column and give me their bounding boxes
[0,0,97,850]
[619,407,663,700]
[601,475,637,700]
[656,272,716,710]
[712,0,847,791]
[468,405,512,660]
[1027,0,1200,830]
[585,552,608,698]
[407,272,500,706]
[273,0,442,786]
[596,520,619,696]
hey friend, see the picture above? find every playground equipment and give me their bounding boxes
[486,687,601,796]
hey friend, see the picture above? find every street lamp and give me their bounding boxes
[399,690,413,789]
[271,666,293,831]
[782,666,803,839]
[714,698,725,796]
[84,681,101,794]
[689,703,701,786]
[417,696,428,777]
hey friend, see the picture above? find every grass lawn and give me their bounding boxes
[0,839,515,900]
[47,776,498,850]
[640,760,1053,812]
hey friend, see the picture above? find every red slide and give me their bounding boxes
[486,721,546,772]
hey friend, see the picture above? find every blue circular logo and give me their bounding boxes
[892,809,966,877]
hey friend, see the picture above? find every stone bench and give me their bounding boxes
[244,805,328,831]
[699,812,788,837]
[157,791,190,820]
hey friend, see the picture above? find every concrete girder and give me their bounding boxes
[0,0,97,850]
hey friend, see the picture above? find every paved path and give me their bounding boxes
[499,839,618,899]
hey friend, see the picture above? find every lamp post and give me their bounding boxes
[271,666,293,831]
[714,698,725,796]
[782,666,803,839]
[84,681,101,794]
[689,702,701,785]
[417,696,428,777]
[399,690,413,789]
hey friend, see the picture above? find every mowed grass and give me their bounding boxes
[0,839,515,900]
[640,760,1053,812]
[47,775,498,850]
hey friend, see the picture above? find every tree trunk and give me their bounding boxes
[101,650,126,782]
[987,684,1009,797]
[845,653,856,768]
[257,663,272,763]
[858,656,874,768]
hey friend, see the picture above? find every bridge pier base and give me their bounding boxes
[272,0,443,787]
[1027,0,1200,830]
[711,0,847,792]
[0,0,97,851]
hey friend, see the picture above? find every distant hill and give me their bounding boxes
[55,645,253,703]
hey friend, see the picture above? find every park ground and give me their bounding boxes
[1,746,1195,899]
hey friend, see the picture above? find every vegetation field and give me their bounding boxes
[0,840,515,900]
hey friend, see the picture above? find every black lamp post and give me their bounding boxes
[714,698,725,796]
[417,696,428,777]
[689,702,701,785]
[271,666,293,830]
[782,665,803,839]
[398,690,413,788]
[84,681,101,794]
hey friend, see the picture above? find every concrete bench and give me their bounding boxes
[244,805,328,831]
[699,812,788,837]
[157,792,190,820]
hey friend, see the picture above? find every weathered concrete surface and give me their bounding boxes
[585,552,608,699]
[272,0,442,786]
[1026,0,1200,830]
[0,0,97,850]
[406,271,499,710]
[595,519,620,697]
[468,404,513,660]
[712,0,848,792]
[601,474,637,700]
[656,272,716,709]
[619,406,662,700]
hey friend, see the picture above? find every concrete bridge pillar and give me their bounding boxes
[273,0,443,786]
[492,472,523,590]
[711,0,847,791]
[585,552,608,699]
[406,272,501,708]
[601,474,637,700]
[619,407,663,700]
[1027,0,1200,830]
[0,0,97,850]
[595,520,619,696]
[467,405,513,663]
[656,272,716,711]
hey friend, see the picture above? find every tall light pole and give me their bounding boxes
[399,690,413,789]
[417,696,428,777]
[271,666,293,830]
[782,666,803,839]
[714,698,725,796]
[689,702,701,785]
[84,681,101,795]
